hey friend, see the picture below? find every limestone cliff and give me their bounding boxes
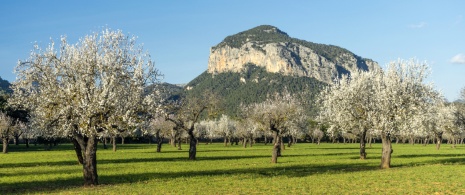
[207,25,378,83]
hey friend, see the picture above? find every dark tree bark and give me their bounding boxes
[177,137,182,150]
[380,133,393,169]
[156,131,163,153]
[75,134,98,186]
[359,130,367,159]
[188,129,196,160]
[271,130,281,163]
[2,137,8,153]
[102,137,107,149]
[25,138,29,148]
[72,138,84,165]
[14,135,20,146]
[112,136,117,152]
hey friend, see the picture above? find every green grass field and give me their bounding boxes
[1,142,465,194]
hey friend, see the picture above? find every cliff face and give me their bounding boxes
[207,25,378,83]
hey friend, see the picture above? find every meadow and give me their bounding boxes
[1,142,465,194]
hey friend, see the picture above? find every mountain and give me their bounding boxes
[208,25,378,84]
[185,64,325,117]
[0,77,11,93]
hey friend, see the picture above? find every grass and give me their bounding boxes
[1,142,465,194]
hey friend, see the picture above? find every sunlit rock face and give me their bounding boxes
[207,25,378,83]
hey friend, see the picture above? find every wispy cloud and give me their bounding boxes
[450,53,465,64]
[409,22,427,29]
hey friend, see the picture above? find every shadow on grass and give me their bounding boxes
[396,154,464,158]
[0,162,378,194]
[0,160,79,169]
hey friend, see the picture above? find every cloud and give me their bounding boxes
[450,53,465,64]
[409,22,427,29]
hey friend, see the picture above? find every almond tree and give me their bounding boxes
[321,59,441,168]
[164,92,218,160]
[146,116,174,152]
[372,60,438,168]
[9,29,161,185]
[242,91,302,163]
[320,69,380,159]
[0,112,13,153]
[216,114,236,146]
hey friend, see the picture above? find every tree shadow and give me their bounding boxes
[396,154,463,158]
[0,162,378,194]
[0,160,79,169]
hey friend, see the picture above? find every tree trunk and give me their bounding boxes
[249,138,253,147]
[156,131,162,153]
[359,130,367,159]
[177,137,182,150]
[75,134,98,186]
[368,136,373,148]
[112,136,117,152]
[287,136,292,148]
[280,136,285,151]
[436,133,442,150]
[264,136,268,145]
[224,136,228,146]
[242,138,247,148]
[380,133,393,169]
[2,137,8,153]
[188,129,196,160]
[25,138,30,148]
[102,137,107,149]
[271,131,281,163]
[14,135,20,145]
[72,138,84,165]
[121,137,125,145]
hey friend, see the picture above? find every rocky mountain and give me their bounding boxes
[208,25,378,83]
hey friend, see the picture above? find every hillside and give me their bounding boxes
[0,77,11,93]
[208,25,378,84]
[185,64,325,117]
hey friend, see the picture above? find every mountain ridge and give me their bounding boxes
[208,25,378,84]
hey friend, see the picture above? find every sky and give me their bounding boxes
[0,0,464,101]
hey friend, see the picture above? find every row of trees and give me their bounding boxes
[320,59,465,168]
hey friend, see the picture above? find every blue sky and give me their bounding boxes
[1,0,464,100]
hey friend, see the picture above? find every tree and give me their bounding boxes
[215,114,236,146]
[242,91,302,163]
[9,29,161,185]
[0,112,13,153]
[146,116,175,152]
[320,68,380,159]
[372,60,438,168]
[320,59,441,168]
[164,91,218,160]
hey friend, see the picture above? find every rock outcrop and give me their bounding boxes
[207,25,378,83]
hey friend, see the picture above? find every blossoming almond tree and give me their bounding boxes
[242,91,302,163]
[321,59,442,168]
[320,69,381,159]
[9,29,161,185]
